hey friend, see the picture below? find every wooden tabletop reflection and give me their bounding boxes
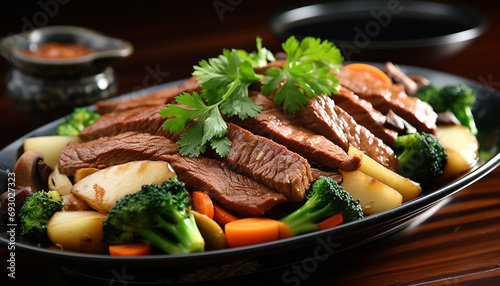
[1,0,499,285]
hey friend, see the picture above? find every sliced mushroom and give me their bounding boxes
[0,186,33,217]
[409,75,430,90]
[13,149,52,192]
[437,111,461,126]
[385,109,417,134]
[48,164,73,195]
[383,62,419,95]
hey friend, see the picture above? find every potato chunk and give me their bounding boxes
[47,211,108,254]
[71,161,176,212]
[435,125,479,182]
[340,170,403,215]
[23,135,80,169]
[348,146,421,202]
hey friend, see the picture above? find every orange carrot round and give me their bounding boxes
[318,213,343,230]
[343,63,392,85]
[277,221,294,239]
[213,203,239,227]
[191,191,214,219]
[109,242,151,256]
[225,217,280,248]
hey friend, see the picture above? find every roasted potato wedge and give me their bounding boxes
[72,161,176,212]
[47,210,108,254]
[340,170,403,215]
[348,145,421,202]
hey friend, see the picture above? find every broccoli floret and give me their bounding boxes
[18,190,63,242]
[102,177,205,254]
[440,84,477,135]
[280,176,363,236]
[56,107,100,135]
[414,83,477,135]
[414,84,443,111]
[394,132,448,188]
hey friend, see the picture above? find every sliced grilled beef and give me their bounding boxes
[169,155,287,217]
[58,132,286,217]
[228,92,361,173]
[334,105,399,172]
[58,132,179,175]
[95,85,180,114]
[223,123,312,202]
[294,92,350,151]
[331,87,398,146]
[78,104,178,142]
[296,93,398,171]
[337,68,437,134]
[311,168,343,183]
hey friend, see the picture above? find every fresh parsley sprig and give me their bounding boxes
[160,49,263,157]
[261,36,343,112]
[161,36,344,157]
[236,37,276,68]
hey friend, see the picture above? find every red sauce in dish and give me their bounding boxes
[23,42,95,59]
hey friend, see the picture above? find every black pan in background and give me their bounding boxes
[268,1,488,65]
[1,65,500,284]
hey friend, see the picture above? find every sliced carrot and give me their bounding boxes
[213,203,239,227]
[318,213,343,230]
[277,221,294,239]
[343,63,392,85]
[225,217,280,248]
[109,242,151,256]
[191,191,214,219]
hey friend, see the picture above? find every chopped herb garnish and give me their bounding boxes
[161,36,343,157]
[261,36,343,112]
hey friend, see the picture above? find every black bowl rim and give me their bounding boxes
[0,25,134,65]
[268,0,489,49]
[1,64,499,269]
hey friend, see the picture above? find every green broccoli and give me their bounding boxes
[102,177,205,254]
[394,132,448,188]
[18,190,64,242]
[414,83,477,135]
[279,176,363,236]
[56,107,100,135]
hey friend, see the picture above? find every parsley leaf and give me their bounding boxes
[161,49,263,157]
[236,37,275,68]
[261,36,343,112]
[161,36,344,157]
[160,92,226,157]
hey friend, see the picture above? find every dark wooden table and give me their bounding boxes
[1,0,500,285]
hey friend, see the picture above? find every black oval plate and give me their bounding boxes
[1,65,499,284]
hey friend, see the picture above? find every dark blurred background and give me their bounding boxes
[0,0,498,149]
